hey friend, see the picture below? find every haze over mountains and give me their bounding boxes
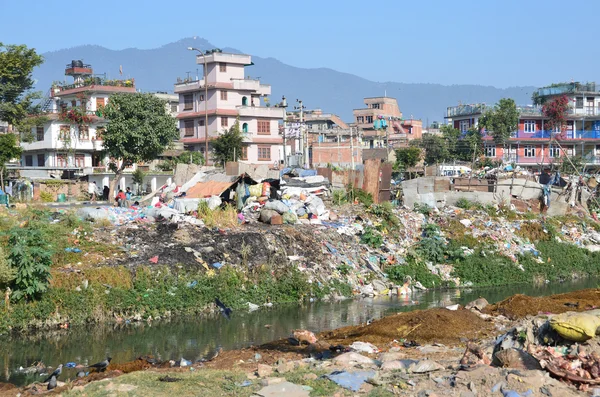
[35,37,536,123]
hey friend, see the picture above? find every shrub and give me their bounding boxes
[0,246,15,289]
[39,191,54,202]
[6,226,53,300]
[413,202,432,216]
[361,226,383,248]
[332,189,347,206]
[387,257,443,288]
[369,202,400,230]
[346,183,373,206]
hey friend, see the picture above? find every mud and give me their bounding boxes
[321,307,496,346]
[485,288,600,319]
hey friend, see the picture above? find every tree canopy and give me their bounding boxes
[413,134,449,164]
[0,133,22,189]
[0,43,44,127]
[478,98,519,145]
[542,95,570,134]
[103,92,179,195]
[395,146,421,170]
[212,120,244,166]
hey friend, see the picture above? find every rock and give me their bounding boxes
[257,364,273,378]
[255,381,310,397]
[377,352,405,362]
[494,348,542,371]
[465,297,489,311]
[259,377,285,386]
[276,361,295,374]
[380,360,417,371]
[332,352,376,367]
[303,373,318,381]
[410,360,444,373]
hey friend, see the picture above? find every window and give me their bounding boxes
[241,146,248,160]
[92,154,102,167]
[371,103,380,109]
[198,119,205,126]
[219,63,227,72]
[523,120,536,133]
[71,100,77,108]
[220,91,228,101]
[25,155,33,167]
[36,126,44,141]
[96,127,105,140]
[57,155,67,167]
[485,145,496,157]
[257,146,271,161]
[459,120,470,133]
[59,125,70,140]
[549,145,560,158]
[366,116,373,123]
[183,120,194,136]
[96,97,105,109]
[183,94,193,111]
[199,94,204,101]
[257,120,270,135]
[242,123,249,133]
[79,125,89,140]
[524,145,536,158]
[576,97,584,109]
[357,116,364,123]
[75,154,85,168]
[37,154,45,167]
[221,117,228,127]
[170,104,178,113]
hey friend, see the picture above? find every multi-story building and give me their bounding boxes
[286,109,359,168]
[174,51,285,166]
[445,82,600,169]
[352,97,422,149]
[20,60,136,171]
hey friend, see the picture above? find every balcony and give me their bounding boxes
[237,106,284,118]
[568,107,600,117]
[231,79,260,91]
[446,103,487,118]
[534,82,597,98]
[510,130,600,139]
[517,106,543,116]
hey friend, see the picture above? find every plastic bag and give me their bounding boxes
[550,312,600,342]
[249,183,263,198]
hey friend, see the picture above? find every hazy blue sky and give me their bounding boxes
[1,0,596,87]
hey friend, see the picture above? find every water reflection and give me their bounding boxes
[2,277,598,386]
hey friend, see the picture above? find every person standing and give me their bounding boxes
[88,181,98,202]
[103,185,109,201]
[116,190,126,207]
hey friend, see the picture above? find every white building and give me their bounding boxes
[174,50,285,166]
[20,60,136,172]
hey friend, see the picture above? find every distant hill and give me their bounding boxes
[35,37,536,123]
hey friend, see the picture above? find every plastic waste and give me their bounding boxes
[326,370,377,392]
[550,312,600,342]
[65,362,76,368]
[212,262,223,269]
[349,341,379,354]
[207,196,222,210]
[264,200,290,214]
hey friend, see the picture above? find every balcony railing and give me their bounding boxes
[53,77,135,93]
[446,103,488,118]
[534,82,597,98]
[517,106,544,116]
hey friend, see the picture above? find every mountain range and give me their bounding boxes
[35,37,537,123]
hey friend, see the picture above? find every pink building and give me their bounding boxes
[174,51,285,166]
[353,97,422,149]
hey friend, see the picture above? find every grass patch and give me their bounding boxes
[197,202,239,228]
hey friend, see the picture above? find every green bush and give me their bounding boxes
[39,191,54,202]
[332,189,347,206]
[0,246,15,289]
[361,226,383,247]
[387,257,443,288]
[369,202,400,230]
[416,237,446,263]
[413,202,432,216]
[6,226,53,300]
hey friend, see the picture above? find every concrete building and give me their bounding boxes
[20,60,136,173]
[174,50,285,166]
[445,82,600,169]
[353,97,422,149]
[286,109,359,168]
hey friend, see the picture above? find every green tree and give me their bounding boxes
[132,168,146,195]
[395,146,421,178]
[463,127,484,164]
[0,245,15,290]
[212,119,243,166]
[0,43,44,127]
[542,95,570,134]
[478,98,519,145]
[0,133,22,190]
[440,124,462,160]
[103,92,179,197]
[415,134,450,164]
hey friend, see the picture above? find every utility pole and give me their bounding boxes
[295,99,307,168]
[281,96,288,167]
[350,126,355,170]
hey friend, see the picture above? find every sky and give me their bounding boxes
[1,0,597,88]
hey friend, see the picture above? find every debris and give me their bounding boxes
[349,341,379,354]
[148,256,159,264]
[292,330,317,345]
[549,311,600,342]
[326,370,377,392]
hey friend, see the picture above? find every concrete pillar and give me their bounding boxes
[151,177,157,192]
[120,176,126,191]
[102,176,110,189]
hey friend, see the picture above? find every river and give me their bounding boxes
[2,277,598,386]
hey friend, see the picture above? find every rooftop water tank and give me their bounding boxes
[71,60,84,68]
